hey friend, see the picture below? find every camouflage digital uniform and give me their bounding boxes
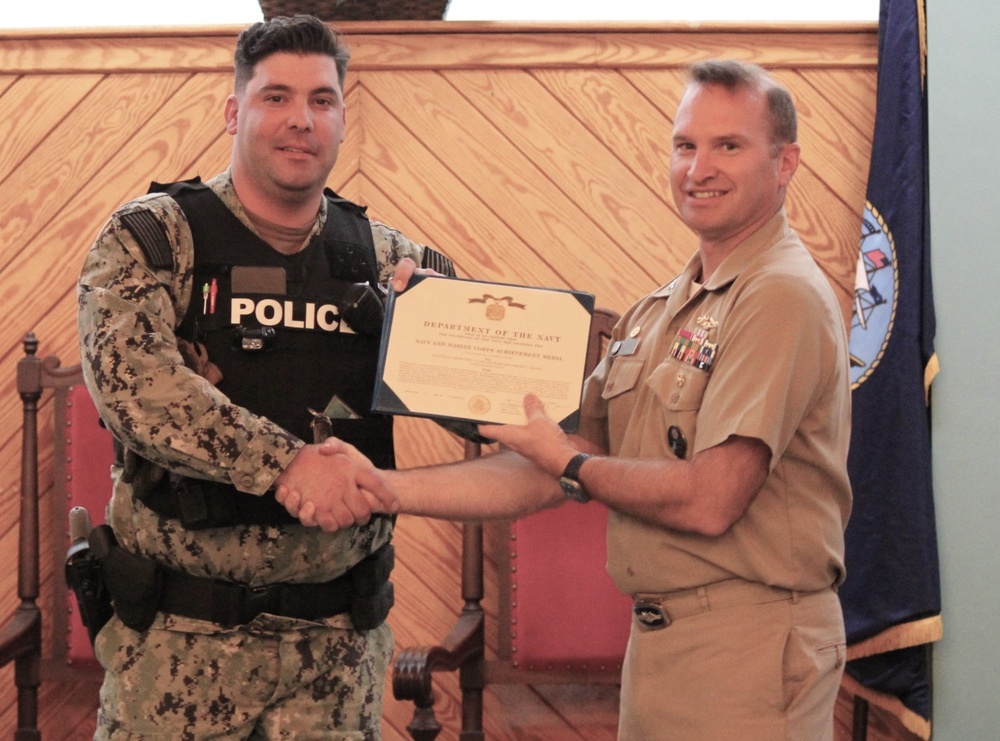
[78,170,433,740]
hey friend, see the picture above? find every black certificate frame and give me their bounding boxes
[372,274,595,432]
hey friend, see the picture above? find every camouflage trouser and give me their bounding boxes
[93,613,394,740]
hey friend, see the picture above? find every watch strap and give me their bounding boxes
[562,452,593,482]
[563,453,594,481]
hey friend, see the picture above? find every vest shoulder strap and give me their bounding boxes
[324,188,369,219]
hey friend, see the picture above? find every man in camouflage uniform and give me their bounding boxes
[78,15,451,739]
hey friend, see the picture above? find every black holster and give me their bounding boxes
[64,509,114,645]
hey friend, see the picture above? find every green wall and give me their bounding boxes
[927,1,1000,736]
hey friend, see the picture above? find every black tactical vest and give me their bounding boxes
[126,178,395,528]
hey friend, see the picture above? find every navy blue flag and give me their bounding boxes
[841,0,941,737]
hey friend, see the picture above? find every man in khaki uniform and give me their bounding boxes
[283,59,852,739]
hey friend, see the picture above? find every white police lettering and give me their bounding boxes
[231,298,255,322]
[256,299,282,326]
[229,298,351,333]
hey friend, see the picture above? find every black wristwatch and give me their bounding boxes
[559,453,593,503]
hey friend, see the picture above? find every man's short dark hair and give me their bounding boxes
[234,14,350,94]
[687,59,798,148]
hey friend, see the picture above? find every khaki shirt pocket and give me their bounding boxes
[601,357,646,401]
[646,359,711,411]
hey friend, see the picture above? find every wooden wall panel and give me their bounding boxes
[532,68,677,207]
[0,22,876,738]
[784,71,872,200]
[362,69,655,309]
[345,27,876,69]
[0,74,103,178]
[446,68,674,290]
[1,74,185,247]
[330,76,362,194]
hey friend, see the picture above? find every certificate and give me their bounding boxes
[373,275,595,431]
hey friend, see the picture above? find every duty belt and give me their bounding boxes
[91,523,394,632]
[157,550,392,628]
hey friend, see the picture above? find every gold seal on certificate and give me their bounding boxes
[373,275,595,431]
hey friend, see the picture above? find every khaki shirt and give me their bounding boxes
[78,171,429,593]
[579,210,852,595]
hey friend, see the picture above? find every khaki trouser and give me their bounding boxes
[619,582,845,740]
[94,613,393,740]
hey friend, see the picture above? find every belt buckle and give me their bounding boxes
[242,584,277,622]
[633,599,670,630]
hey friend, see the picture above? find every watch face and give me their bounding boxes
[560,476,589,503]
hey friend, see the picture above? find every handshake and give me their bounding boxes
[273,393,596,532]
[274,438,397,532]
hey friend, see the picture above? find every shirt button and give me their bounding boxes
[670,392,680,404]
[240,474,255,488]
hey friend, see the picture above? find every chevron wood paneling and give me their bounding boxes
[0,21,879,739]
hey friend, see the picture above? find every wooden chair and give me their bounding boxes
[392,307,625,741]
[1,333,111,739]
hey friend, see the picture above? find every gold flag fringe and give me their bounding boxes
[847,615,943,661]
